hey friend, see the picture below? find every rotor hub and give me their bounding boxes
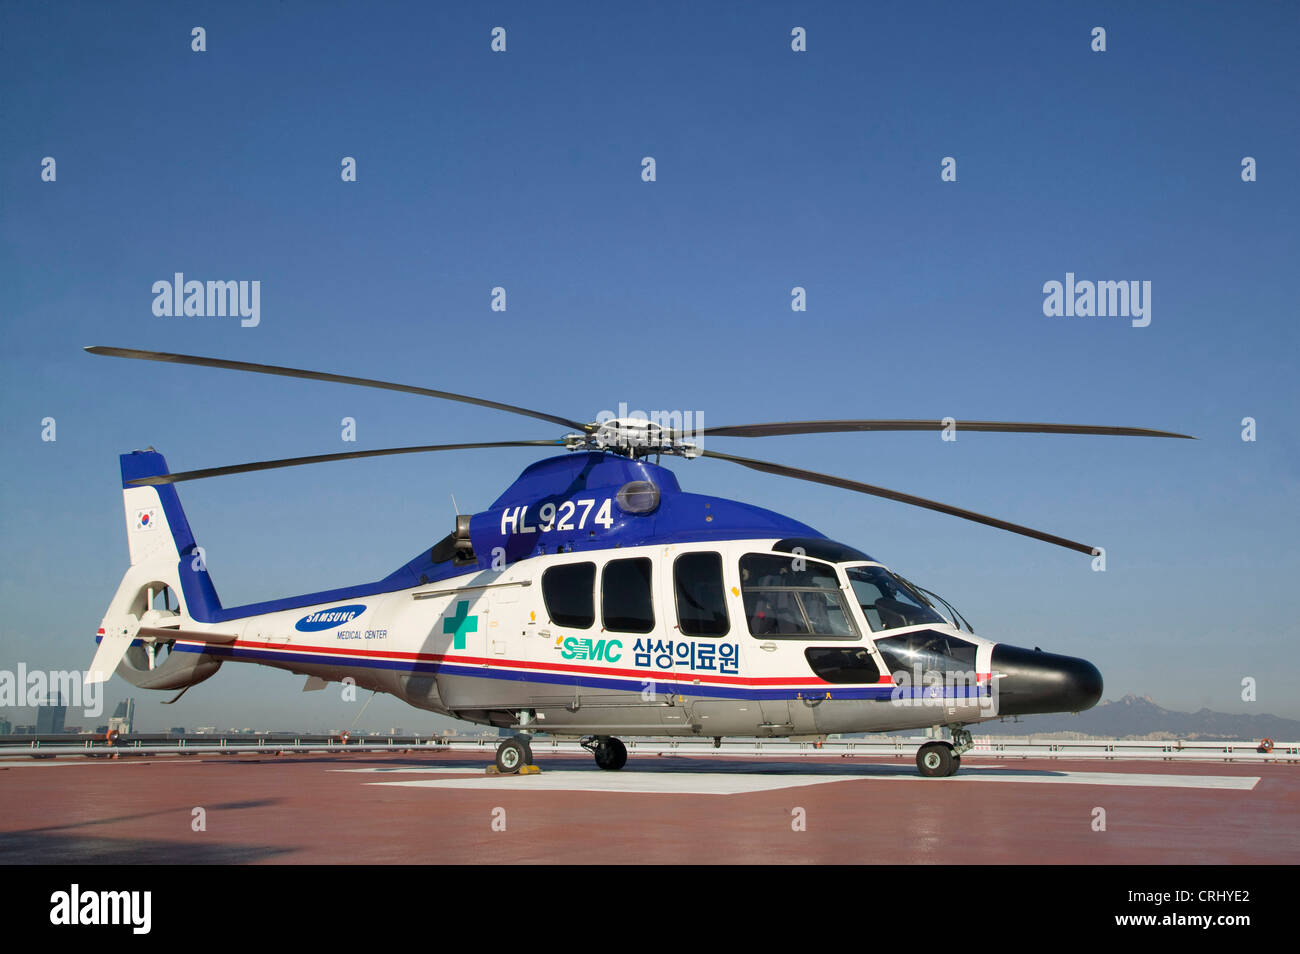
[566,417,700,458]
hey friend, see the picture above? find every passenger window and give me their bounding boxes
[674,551,730,637]
[601,558,654,633]
[739,553,857,639]
[542,562,596,629]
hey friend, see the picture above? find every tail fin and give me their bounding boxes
[86,450,224,685]
[120,449,198,567]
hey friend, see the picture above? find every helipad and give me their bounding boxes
[0,751,1293,865]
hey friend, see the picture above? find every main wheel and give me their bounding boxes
[495,737,528,774]
[593,737,628,771]
[916,741,956,778]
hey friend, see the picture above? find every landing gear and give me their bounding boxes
[916,741,957,778]
[947,724,974,757]
[916,725,974,777]
[494,736,534,775]
[581,736,627,771]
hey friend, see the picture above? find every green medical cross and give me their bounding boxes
[443,600,478,650]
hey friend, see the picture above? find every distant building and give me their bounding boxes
[107,698,135,735]
[0,718,12,734]
[36,692,67,734]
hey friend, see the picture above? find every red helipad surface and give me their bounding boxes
[1,751,1295,864]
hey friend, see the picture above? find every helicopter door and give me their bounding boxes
[660,549,808,737]
[737,552,861,736]
[483,579,528,664]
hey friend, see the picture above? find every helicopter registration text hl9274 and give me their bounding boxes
[83,346,1192,776]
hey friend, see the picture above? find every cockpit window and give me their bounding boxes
[805,646,882,684]
[739,554,856,638]
[847,565,946,632]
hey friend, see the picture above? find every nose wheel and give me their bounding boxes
[916,726,973,777]
[581,736,627,770]
[916,741,960,777]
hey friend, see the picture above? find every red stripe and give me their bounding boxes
[205,637,894,688]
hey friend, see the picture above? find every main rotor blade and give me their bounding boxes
[701,449,1097,555]
[127,440,566,485]
[85,346,588,432]
[695,420,1195,440]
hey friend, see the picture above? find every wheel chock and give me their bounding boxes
[520,764,542,775]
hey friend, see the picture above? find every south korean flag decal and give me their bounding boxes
[135,508,158,531]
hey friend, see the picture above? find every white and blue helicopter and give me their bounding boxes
[84,347,1192,777]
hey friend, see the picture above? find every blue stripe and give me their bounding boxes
[173,641,988,703]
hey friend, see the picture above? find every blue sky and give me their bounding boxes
[1,1,1297,731]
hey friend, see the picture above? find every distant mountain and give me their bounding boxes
[975,695,1299,741]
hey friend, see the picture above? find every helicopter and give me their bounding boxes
[83,346,1193,777]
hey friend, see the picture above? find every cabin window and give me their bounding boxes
[674,551,729,637]
[542,562,596,629]
[601,558,655,633]
[739,553,857,638]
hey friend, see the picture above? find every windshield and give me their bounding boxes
[896,575,976,634]
[846,565,946,632]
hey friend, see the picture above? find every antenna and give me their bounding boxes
[450,493,460,516]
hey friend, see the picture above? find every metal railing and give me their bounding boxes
[2,734,1295,762]
[469,736,1300,763]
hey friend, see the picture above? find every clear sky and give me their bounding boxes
[1,1,1297,733]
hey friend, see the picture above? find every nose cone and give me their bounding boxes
[991,644,1103,717]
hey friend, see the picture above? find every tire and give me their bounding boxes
[916,741,955,778]
[594,737,628,771]
[495,737,528,774]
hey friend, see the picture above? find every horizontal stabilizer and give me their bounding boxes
[138,626,238,645]
[85,616,139,684]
